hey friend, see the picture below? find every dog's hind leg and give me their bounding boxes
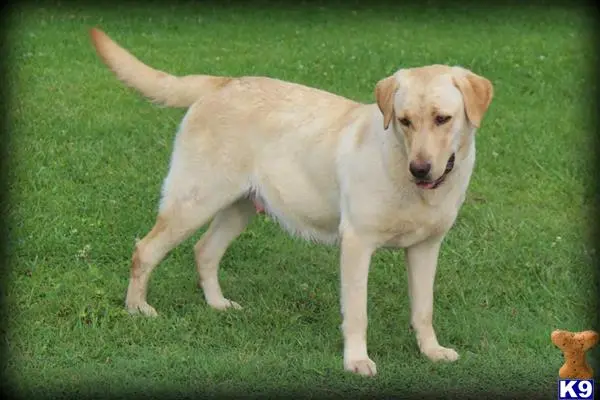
[194,197,255,310]
[125,180,248,317]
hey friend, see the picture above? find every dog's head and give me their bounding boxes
[375,65,493,189]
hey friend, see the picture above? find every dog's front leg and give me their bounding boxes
[339,226,377,377]
[405,235,459,362]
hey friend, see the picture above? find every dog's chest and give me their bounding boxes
[379,201,459,248]
[349,178,467,249]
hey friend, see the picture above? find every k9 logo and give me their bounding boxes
[558,380,594,400]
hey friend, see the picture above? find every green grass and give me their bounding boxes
[4,1,598,398]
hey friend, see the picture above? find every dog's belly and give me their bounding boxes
[257,193,341,244]
[251,170,341,244]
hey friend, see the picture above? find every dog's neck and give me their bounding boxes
[456,126,476,162]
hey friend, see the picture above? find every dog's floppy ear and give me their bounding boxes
[375,75,399,130]
[452,68,494,128]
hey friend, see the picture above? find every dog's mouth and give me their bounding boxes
[415,153,455,190]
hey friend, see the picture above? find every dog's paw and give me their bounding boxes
[422,346,459,362]
[344,358,377,377]
[126,301,158,317]
[208,298,242,311]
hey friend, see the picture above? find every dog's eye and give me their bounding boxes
[398,118,412,127]
[435,115,452,125]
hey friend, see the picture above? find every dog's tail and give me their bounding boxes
[89,28,232,108]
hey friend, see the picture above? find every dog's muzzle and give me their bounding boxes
[415,153,455,190]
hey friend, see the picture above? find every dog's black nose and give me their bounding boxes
[409,161,431,179]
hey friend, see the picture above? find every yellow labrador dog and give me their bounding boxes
[90,28,493,377]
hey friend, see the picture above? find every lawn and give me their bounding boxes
[4,1,598,399]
